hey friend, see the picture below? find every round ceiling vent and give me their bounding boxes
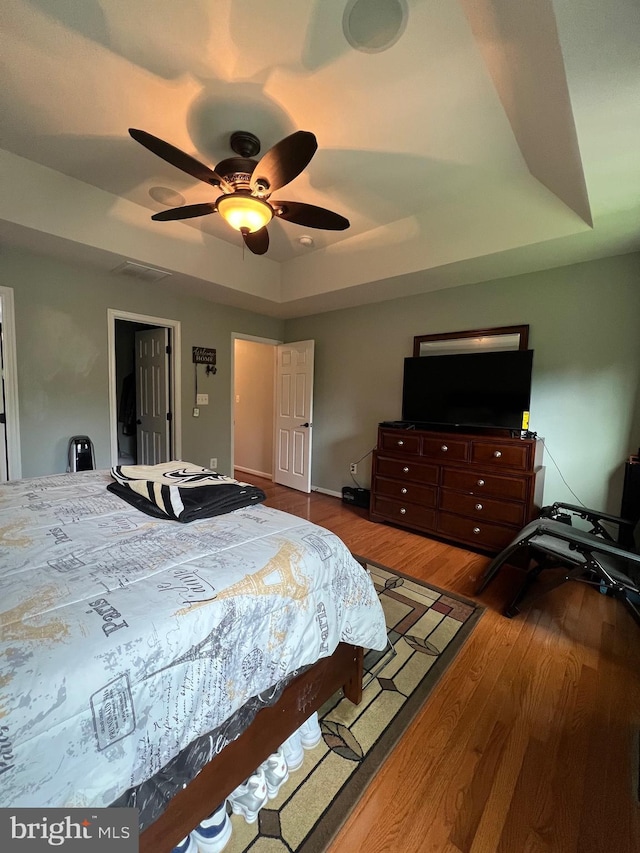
[343,0,408,54]
[149,186,186,207]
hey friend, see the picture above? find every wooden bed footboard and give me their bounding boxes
[140,643,364,853]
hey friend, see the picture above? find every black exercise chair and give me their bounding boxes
[475,501,640,623]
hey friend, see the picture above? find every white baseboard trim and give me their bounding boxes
[311,486,342,499]
[234,471,343,499]
[235,466,273,480]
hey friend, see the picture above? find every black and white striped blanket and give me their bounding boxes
[108,461,266,522]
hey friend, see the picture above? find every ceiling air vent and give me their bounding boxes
[343,0,408,53]
[111,261,172,282]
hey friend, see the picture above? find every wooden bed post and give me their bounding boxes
[342,644,364,704]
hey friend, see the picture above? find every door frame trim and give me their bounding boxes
[108,309,182,466]
[0,285,22,480]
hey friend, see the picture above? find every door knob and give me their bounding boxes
[136,419,142,425]
[298,422,310,428]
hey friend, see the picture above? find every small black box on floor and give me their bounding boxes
[342,486,370,509]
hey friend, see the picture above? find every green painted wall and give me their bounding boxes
[284,252,640,513]
[4,247,284,477]
[5,245,640,516]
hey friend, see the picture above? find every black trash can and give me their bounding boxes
[67,436,96,472]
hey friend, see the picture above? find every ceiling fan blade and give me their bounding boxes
[242,227,270,255]
[151,203,217,221]
[272,200,350,231]
[250,131,317,194]
[129,128,233,193]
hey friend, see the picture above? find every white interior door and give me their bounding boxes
[275,340,314,492]
[135,327,170,465]
[0,287,21,482]
[0,323,7,481]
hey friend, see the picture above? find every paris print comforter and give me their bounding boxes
[0,470,387,809]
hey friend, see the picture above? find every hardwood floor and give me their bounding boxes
[254,477,640,853]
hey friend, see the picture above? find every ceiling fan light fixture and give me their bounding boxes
[217,194,273,233]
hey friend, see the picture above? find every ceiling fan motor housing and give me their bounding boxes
[213,157,259,191]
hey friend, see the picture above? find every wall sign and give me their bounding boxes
[192,347,217,366]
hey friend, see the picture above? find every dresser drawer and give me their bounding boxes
[441,468,527,502]
[379,430,422,455]
[422,436,469,462]
[471,440,530,471]
[376,456,438,484]
[437,512,516,551]
[374,477,437,507]
[439,490,526,526]
[371,496,436,530]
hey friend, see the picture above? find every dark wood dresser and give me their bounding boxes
[370,424,545,553]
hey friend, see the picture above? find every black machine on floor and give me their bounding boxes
[342,486,371,509]
[67,435,96,472]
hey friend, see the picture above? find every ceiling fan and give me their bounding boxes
[128,127,350,255]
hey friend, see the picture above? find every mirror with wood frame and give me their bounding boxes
[413,325,529,357]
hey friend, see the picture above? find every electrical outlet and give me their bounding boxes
[209,458,217,470]
[192,407,199,417]
[350,463,357,475]
[196,393,209,405]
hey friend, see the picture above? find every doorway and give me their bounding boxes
[232,334,315,493]
[108,309,182,466]
[232,335,278,480]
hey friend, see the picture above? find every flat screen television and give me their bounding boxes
[401,349,534,431]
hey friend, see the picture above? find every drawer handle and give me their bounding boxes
[493,450,502,458]
[400,507,407,515]
[397,439,404,446]
[475,503,483,511]
[441,444,448,452]
[472,526,481,534]
[477,479,485,487]
[401,487,408,494]
[403,466,409,473]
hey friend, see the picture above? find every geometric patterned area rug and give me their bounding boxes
[224,558,484,853]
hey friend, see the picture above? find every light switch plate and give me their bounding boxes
[196,393,209,405]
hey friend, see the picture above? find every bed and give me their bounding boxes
[0,468,387,852]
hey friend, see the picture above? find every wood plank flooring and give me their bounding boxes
[254,477,640,853]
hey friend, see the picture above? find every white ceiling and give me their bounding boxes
[1,0,638,318]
